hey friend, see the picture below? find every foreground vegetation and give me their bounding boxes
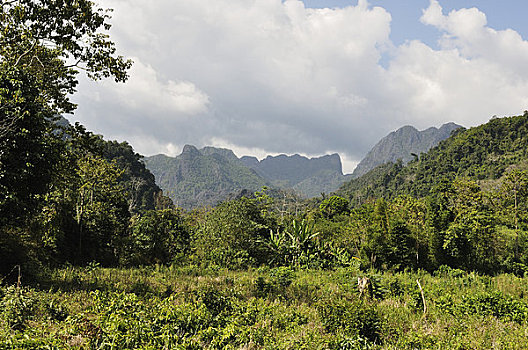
[2,265,528,349]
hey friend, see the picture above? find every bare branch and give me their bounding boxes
[416,279,427,315]
[65,58,83,69]
[14,40,37,66]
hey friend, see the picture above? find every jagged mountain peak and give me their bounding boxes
[144,146,352,207]
[200,146,239,162]
[181,144,201,156]
[352,122,462,178]
[239,152,347,197]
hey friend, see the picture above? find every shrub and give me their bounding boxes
[0,286,35,330]
[45,296,68,322]
[269,266,295,288]
[436,290,528,323]
[459,291,528,323]
[434,264,467,278]
[318,298,382,343]
[254,266,295,298]
[199,289,232,317]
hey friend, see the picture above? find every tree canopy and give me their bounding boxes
[0,0,131,277]
[0,0,131,223]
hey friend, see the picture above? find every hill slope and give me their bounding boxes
[144,146,268,209]
[338,114,528,206]
[352,122,461,178]
[55,117,164,212]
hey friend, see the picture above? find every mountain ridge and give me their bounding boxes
[144,146,268,209]
[144,147,351,207]
[337,113,528,207]
[142,121,464,208]
[352,122,462,178]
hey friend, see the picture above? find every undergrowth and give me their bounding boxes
[1,266,527,349]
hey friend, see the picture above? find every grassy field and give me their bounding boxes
[1,265,528,349]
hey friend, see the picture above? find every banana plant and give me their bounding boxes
[286,219,319,251]
[285,219,319,266]
[260,219,320,266]
[259,229,288,265]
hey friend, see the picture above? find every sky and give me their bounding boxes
[72,0,528,174]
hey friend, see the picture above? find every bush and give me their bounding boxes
[436,290,528,323]
[45,296,68,322]
[0,286,35,330]
[460,291,528,323]
[318,298,382,343]
[269,266,295,288]
[254,267,295,298]
[434,265,467,278]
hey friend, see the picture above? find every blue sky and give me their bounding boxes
[73,0,528,173]
[303,0,528,47]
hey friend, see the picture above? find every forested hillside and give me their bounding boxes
[352,122,461,178]
[144,145,268,208]
[56,118,165,213]
[338,113,528,206]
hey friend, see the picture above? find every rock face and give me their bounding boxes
[351,122,462,178]
[242,153,351,198]
[144,147,353,208]
[143,146,268,209]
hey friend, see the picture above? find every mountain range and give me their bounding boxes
[143,122,460,208]
[143,146,350,208]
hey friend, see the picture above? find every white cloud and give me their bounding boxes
[385,1,528,128]
[421,0,528,74]
[73,0,528,167]
[86,59,209,116]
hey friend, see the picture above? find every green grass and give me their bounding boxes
[1,266,528,349]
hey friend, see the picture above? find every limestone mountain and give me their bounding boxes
[143,145,268,209]
[241,153,351,198]
[337,113,528,207]
[144,147,353,208]
[352,122,462,178]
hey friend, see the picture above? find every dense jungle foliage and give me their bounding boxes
[3,112,528,347]
[3,1,528,348]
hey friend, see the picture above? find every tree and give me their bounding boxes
[73,155,129,265]
[319,195,349,219]
[0,0,131,273]
[195,196,276,268]
[391,195,427,268]
[128,209,190,266]
[492,169,528,268]
[496,170,528,230]
[386,221,416,271]
[426,180,456,269]
[357,198,391,269]
[442,179,498,272]
[0,0,131,225]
